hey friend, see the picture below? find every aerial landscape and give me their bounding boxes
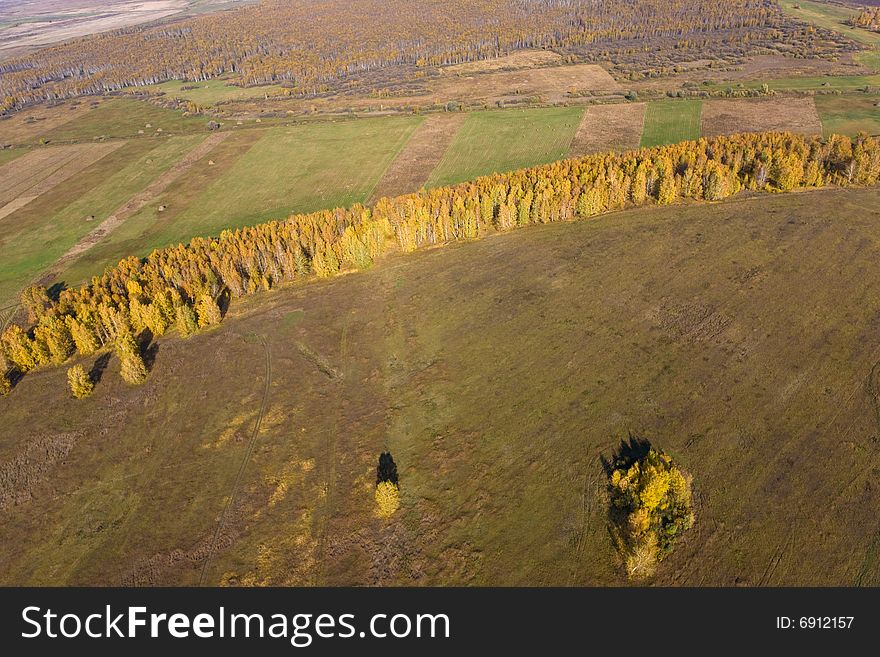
[0,0,879,587]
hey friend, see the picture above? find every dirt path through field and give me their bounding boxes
[41,131,230,281]
[367,113,467,202]
[568,103,646,157]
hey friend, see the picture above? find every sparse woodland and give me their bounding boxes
[1,130,879,395]
[0,0,850,113]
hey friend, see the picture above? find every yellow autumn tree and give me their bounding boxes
[67,364,94,399]
[116,331,148,385]
[608,444,694,579]
[375,481,400,518]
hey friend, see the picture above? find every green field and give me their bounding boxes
[815,94,880,136]
[56,117,422,285]
[426,107,584,188]
[36,98,213,143]
[706,74,880,94]
[0,136,204,307]
[3,187,880,585]
[133,79,287,106]
[640,100,703,148]
[0,149,23,166]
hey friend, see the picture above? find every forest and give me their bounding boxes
[0,0,845,113]
[2,129,879,395]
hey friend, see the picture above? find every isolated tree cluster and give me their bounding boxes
[850,7,880,32]
[0,0,827,113]
[375,452,400,518]
[608,446,694,579]
[2,130,880,396]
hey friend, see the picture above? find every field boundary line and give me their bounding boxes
[363,117,425,204]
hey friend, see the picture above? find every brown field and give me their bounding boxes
[368,113,466,202]
[0,142,123,211]
[568,103,646,157]
[2,187,880,585]
[0,1,189,59]
[441,50,565,75]
[701,97,822,137]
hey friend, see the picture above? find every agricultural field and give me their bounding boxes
[815,94,880,136]
[701,97,822,137]
[568,103,646,157]
[426,107,583,188]
[33,98,215,143]
[639,100,702,148]
[54,116,421,286]
[2,187,880,586]
[0,136,205,308]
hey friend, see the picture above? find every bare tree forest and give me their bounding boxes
[0,0,852,113]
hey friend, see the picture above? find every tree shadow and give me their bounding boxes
[601,433,653,477]
[46,281,67,302]
[89,352,111,385]
[377,452,399,486]
[136,329,160,371]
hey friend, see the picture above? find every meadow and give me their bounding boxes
[55,117,422,285]
[425,107,584,188]
[2,187,879,586]
[132,79,287,107]
[639,100,702,148]
[814,94,880,137]
[0,136,205,307]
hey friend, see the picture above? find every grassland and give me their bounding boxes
[815,94,880,136]
[133,79,287,106]
[0,148,24,167]
[639,100,703,148]
[426,107,583,188]
[779,0,880,48]
[2,187,880,586]
[0,136,205,307]
[35,98,212,143]
[55,117,422,285]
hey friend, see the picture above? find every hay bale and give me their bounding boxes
[157,204,167,212]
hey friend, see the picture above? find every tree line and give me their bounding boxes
[2,130,879,395]
[0,0,817,113]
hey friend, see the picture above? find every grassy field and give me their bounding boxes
[0,149,23,166]
[815,94,880,136]
[0,136,205,307]
[706,75,880,94]
[2,187,880,586]
[640,100,703,147]
[133,79,287,106]
[779,0,880,48]
[426,107,583,188]
[35,98,213,143]
[56,117,422,285]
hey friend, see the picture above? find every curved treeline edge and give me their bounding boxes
[2,130,880,394]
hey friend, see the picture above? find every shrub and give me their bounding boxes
[0,371,11,397]
[67,364,94,398]
[608,444,694,579]
[375,481,400,518]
